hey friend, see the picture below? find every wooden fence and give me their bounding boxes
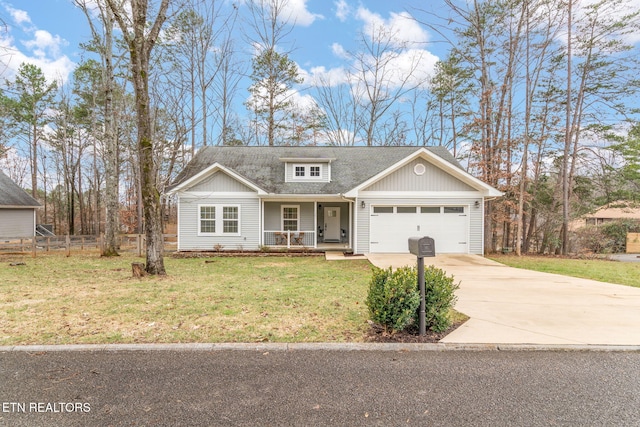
[0,234,177,257]
[627,233,640,253]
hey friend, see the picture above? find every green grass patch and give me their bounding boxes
[0,253,372,345]
[489,255,640,288]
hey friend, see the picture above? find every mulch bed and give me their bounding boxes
[364,319,466,343]
[171,251,325,258]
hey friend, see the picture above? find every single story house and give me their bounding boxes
[167,146,502,254]
[570,201,640,230]
[0,170,41,239]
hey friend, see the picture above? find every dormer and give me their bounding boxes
[281,157,334,183]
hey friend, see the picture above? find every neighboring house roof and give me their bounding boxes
[0,170,40,208]
[168,146,501,197]
[570,201,640,231]
[586,202,640,220]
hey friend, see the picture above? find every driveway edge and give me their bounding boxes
[1,343,640,352]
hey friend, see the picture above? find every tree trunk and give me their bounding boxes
[132,262,146,278]
[561,0,573,255]
[134,64,166,275]
[102,6,119,257]
[107,0,169,274]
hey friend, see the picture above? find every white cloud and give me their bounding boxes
[356,7,429,49]
[579,0,640,45]
[301,65,350,86]
[334,0,350,22]
[0,50,74,84]
[305,47,438,91]
[22,30,66,58]
[0,29,74,83]
[331,42,349,60]
[4,4,32,26]
[549,0,640,48]
[286,88,317,111]
[281,0,323,26]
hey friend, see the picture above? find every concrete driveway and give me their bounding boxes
[365,253,640,345]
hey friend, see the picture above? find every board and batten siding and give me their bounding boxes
[356,197,484,254]
[0,208,35,239]
[363,159,474,192]
[188,171,254,192]
[178,195,260,251]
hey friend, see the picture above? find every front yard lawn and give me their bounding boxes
[0,253,372,345]
[489,255,640,288]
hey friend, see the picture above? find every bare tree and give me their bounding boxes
[163,0,233,151]
[312,73,362,146]
[213,25,244,146]
[351,26,427,146]
[76,0,121,256]
[244,0,303,146]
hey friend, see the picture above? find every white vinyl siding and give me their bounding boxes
[179,196,259,250]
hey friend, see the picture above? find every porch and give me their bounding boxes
[262,200,352,250]
[262,231,351,251]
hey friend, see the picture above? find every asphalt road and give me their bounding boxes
[1,349,639,426]
[609,253,640,262]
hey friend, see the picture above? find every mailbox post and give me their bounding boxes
[408,236,435,335]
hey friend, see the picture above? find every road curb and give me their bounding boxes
[2,343,640,352]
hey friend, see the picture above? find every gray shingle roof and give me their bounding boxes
[0,170,40,207]
[170,146,463,195]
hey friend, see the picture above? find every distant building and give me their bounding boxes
[0,170,41,239]
[573,201,640,229]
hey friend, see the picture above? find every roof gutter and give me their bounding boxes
[260,193,346,200]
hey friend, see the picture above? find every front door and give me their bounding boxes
[323,207,341,242]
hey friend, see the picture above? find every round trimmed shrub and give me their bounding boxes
[366,265,460,334]
[366,266,420,333]
[415,265,459,333]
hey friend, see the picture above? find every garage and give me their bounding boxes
[369,205,469,253]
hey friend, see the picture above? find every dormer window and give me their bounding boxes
[291,163,325,181]
[281,157,333,183]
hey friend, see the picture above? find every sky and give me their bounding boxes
[2,0,640,151]
[0,0,454,183]
[0,0,447,90]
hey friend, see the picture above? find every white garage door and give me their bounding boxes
[369,205,469,253]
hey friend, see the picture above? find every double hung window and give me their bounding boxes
[199,205,240,235]
[282,206,299,231]
[292,164,323,181]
